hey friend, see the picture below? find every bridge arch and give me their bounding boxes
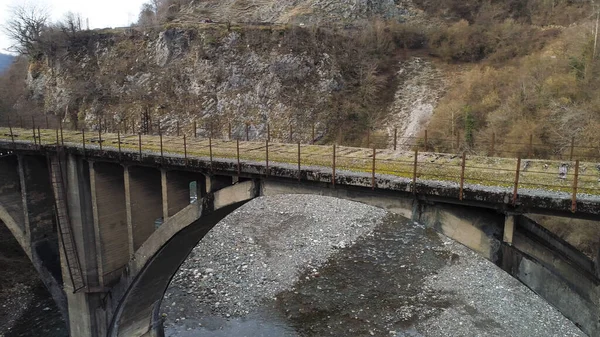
[109,181,259,337]
[0,153,66,319]
[109,177,600,337]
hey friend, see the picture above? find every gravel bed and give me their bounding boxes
[163,195,387,322]
[419,237,586,337]
[163,196,586,337]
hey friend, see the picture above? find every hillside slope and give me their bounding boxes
[172,0,420,24]
[0,54,14,73]
[19,0,599,153]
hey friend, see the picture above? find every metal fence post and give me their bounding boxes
[312,124,315,145]
[569,137,575,161]
[394,128,397,151]
[412,149,418,194]
[246,124,249,141]
[513,157,521,206]
[32,117,37,146]
[176,121,180,137]
[459,152,466,200]
[59,120,64,146]
[160,131,164,163]
[193,121,197,138]
[98,127,103,151]
[117,130,122,160]
[332,144,336,186]
[8,117,15,148]
[572,160,579,213]
[209,137,213,170]
[456,132,460,152]
[372,148,376,190]
[528,134,533,158]
[183,135,188,166]
[236,139,240,175]
[138,133,142,160]
[298,142,301,181]
[289,124,293,143]
[266,140,270,176]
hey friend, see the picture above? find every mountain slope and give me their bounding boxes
[0,54,14,73]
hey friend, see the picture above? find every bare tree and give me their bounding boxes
[59,12,83,34]
[2,3,50,55]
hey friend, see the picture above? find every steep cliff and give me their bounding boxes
[29,23,426,143]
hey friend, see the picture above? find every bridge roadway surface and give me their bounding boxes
[1,127,600,337]
[1,126,600,210]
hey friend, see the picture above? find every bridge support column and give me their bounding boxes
[206,175,234,193]
[124,166,163,256]
[503,214,515,246]
[89,161,128,286]
[56,154,105,337]
[161,170,206,220]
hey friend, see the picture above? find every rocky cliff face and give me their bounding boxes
[29,27,344,138]
[27,0,446,144]
[176,0,419,24]
[28,20,444,144]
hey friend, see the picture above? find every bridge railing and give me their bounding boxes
[1,120,599,214]
[1,115,599,162]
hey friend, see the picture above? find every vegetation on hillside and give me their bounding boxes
[420,1,600,159]
[2,0,600,156]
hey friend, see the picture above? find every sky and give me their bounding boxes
[0,0,149,54]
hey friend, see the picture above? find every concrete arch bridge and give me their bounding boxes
[0,131,599,337]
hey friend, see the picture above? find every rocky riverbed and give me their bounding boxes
[0,195,587,337]
[162,195,585,337]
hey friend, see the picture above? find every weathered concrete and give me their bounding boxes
[90,162,128,286]
[62,154,106,337]
[161,170,205,220]
[109,181,258,337]
[504,215,515,245]
[124,166,162,255]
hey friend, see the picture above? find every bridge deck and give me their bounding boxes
[1,127,599,217]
